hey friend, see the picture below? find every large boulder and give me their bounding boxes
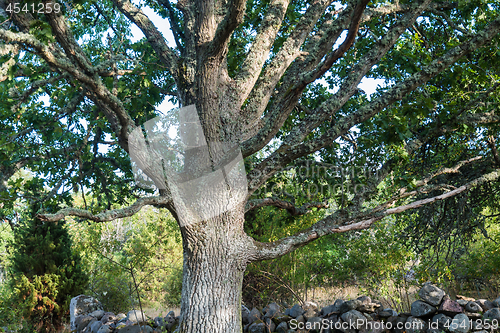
[378,308,398,318]
[272,314,292,325]
[127,310,148,324]
[483,308,500,324]
[153,316,164,328]
[288,304,305,318]
[340,300,362,314]
[97,325,112,333]
[75,315,94,333]
[405,316,427,333]
[476,299,495,311]
[242,305,251,325]
[100,312,116,324]
[418,284,446,306]
[439,296,464,316]
[493,296,500,308]
[276,321,288,333]
[264,317,276,333]
[357,296,372,305]
[90,320,103,333]
[263,302,281,318]
[341,309,366,329]
[359,320,385,333]
[70,295,103,331]
[248,322,266,333]
[387,316,407,333]
[305,317,323,333]
[320,299,345,317]
[332,299,345,313]
[249,308,262,324]
[431,313,452,332]
[90,310,105,320]
[449,313,470,333]
[321,304,339,316]
[304,307,319,320]
[303,301,319,312]
[410,300,437,317]
[465,301,482,313]
[164,311,177,332]
[117,325,154,333]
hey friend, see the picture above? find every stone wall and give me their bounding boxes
[71,284,500,333]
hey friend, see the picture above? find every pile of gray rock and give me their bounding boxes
[241,284,500,333]
[70,295,178,333]
[71,285,500,333]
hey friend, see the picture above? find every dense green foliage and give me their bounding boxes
[69,205,183,312]
[245,203,500,310]
[8,208,87,332]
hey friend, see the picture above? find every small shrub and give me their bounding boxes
[9,206,87,332]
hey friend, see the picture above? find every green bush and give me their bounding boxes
[0,283,27,331]
[9,210,87,332]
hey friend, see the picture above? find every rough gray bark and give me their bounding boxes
[178,204,253,332]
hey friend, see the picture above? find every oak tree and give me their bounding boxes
[2,0,500,331]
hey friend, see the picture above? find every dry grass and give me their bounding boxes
[289,280,499,312]
[296,283,420,313]
[143,306,181,318]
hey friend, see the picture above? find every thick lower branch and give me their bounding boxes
[37,195,173,222]
[250,168,500,261]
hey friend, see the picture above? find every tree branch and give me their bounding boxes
[0,28,135,149]
[241,0,431,157]
[233,0,291,104]
[157,0,185,52]
[251,167,500,261]
[10,73,70,112]
[44,5,94,74]
[246,15,500,194]
[488,135,500,166]
[283,0,432,147]
[299,0,370,88]
[208,0,246,60]
[111,0,178,79]
[428,7,472,37]
[240,0,333,128]
[37,195,173,222]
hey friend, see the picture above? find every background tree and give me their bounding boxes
[8,183,87,332]
[1,0,500,332]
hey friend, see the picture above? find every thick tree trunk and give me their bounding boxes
[176,206,251,333]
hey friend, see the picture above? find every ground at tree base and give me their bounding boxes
[68,284,500,333]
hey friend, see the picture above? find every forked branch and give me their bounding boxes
[251,168,500,261]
